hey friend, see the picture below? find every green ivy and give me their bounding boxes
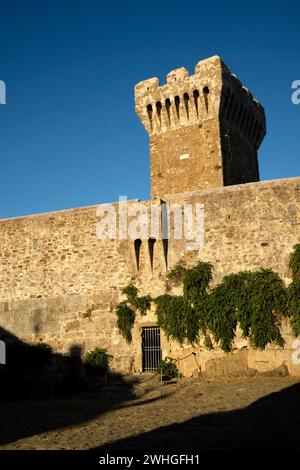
[287,244,300,335]
[121,284,151,314]
[154,294,199,344]
[122,284,138,304]
[288,282,300,335]
[238,269,286,349]
[83,347,112,373]
[182,262,213,341]
[116,284,151,342]
[183,262,212,305]
[156,358,179,379]
[134,295,152,316]
[115,246,300,350]
[205,274,240,352]
[166,264,187,286]
[289,244,300,283]
[116,302,135,343]
[206,269,286,351]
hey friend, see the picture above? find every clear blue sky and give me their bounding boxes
[0,0,299,218]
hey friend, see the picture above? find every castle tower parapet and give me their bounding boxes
[135,55,266,198]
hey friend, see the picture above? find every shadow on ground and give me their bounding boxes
[93,380,300,452]
[0,327,167,447]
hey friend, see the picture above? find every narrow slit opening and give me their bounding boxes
[156,101,162,124]
[148,237,156,271]
[162,239,168,271]
[174,95,180,119]
[193,89,199,116]
[146,104,153,130]
[134,239,142,271]
[165,98,171,123]
[203,86,209,112]
[161,201,169,271]
[183,92,189,120]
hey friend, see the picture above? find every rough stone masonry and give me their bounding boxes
[0,55,299,377]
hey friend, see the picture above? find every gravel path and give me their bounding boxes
[0,375,299,450]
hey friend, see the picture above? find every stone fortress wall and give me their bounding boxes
[0,177,299,376]
[0,56,299,377]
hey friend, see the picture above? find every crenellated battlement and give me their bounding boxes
[135,56,222,135]
[135,55,266,198]
[135,55,265,144]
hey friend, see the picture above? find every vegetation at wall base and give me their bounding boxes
[83,347,112,374]
[156,358,179,380]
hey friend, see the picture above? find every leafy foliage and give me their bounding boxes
[134,295,152,316]
[155,294,199,344]
[116,284,151,342]
[287,245,300,335]
[183,262,212,305]
[206,269,286,351]
[287,282,300,335]
[156,262,289,351]
[182,262,213,339]
[205,274,240,352]
[122,284,138,303]
[83,347,112,373]
[156,358,179,379]
[115,246,300,351]
[289,244,300,283]
[166,264,187,286]
[121,284,151,315]
[238,269,286,349]
[116,302,135,343]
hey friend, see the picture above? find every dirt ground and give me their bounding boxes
[0,374,300,451]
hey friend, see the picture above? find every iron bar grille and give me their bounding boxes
[142,326,162,372]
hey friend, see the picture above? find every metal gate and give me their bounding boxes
[142,327,162,372]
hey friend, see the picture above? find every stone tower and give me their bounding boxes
[135,55,266,199]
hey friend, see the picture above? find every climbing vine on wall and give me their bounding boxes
[116,302,135,343]
[182,262,213,342]
[289,243,300,282]
[116,284,151,342]
[287,244,300,336]
[155,294,199,345]
[166,264,187,286]
[121,284,151,315]
[206,269,287,352]
[115,246,300,350]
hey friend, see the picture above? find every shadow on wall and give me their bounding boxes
[93,381,300,452]
[0,326,95,401]
[0,327,167,447]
